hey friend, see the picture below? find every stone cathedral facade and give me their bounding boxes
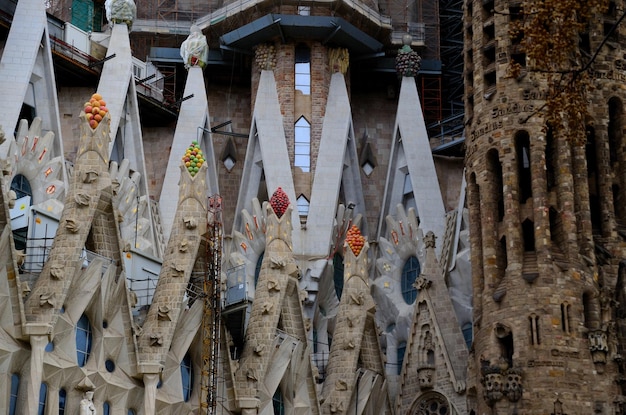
[464,0,626,414]
[0,0,472,413]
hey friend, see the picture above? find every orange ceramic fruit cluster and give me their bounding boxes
[84,93,109,129]
[270,187,289,218]
[345,224,365,256]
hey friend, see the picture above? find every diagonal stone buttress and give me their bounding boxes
[378,76,446,254]
[96,22,159,255]
[234,70,301,252]
[321,239,377,415]
[137,161,209,391]
[235,202,301,412]
[0,0,64,159]
[306,71,366,256]
[160,66,218,242]
[22,113,115,414]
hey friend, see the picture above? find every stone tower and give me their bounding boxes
[464,1,626,413]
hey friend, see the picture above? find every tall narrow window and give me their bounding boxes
[297,195,310,217]
[59,388,67,415]
[76,314,93,367]
[561,302,571,333]
[333,253,344,299]
[181,351,194,402]
[9,374,19,415]
[401,256,420,304]
[38,383,48,415]
[254,251,264,287]
[295,45,311,95]
[402,173,417,212]
[462,323,473,349]
[397,341,407,375]
[516,131,532,202]
[529,314,540,345]
[103,402,111,415]
[273,387,285,415]
[295,117,311,172]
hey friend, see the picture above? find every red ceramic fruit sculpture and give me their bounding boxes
[345,224,365,256]
[270,187,289,218]
[84,93,109,129]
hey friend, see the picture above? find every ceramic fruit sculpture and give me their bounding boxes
[181,141,204,177]
[345,224,365,256]
[84,93,109,130]
[269,187,289,218]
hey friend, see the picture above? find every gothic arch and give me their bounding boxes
[409,391,457,415]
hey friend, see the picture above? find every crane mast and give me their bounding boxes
[200,194,222,415]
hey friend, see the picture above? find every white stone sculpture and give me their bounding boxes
[79,391,96,415]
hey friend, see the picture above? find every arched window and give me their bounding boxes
[295,117,311,172]
[10,174,33,200]
[411,392,450,415]
[295,45,311,95]
[397,341,407,375]
[103,402,111,415]
[38,383,48,415]
[273,387,285,415]
[545,126,556,191]
[9,374,19,415]
[10,174,33,250]
[254,251,264,287]
[128,409,136,415]
[76,314,93,367]
[462,323,473,349]
[401,256,420,304]
[59,388,67,415]
[333,253,344,299]
[181,351,194,402]
[297,195,310,217]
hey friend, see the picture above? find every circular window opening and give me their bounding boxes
[105,359,115,373]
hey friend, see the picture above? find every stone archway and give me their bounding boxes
[409,391,453,415]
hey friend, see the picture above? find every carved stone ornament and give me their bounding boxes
[350,292,365,306]
[267,278,281,292]
[335,379,348,391]
[481,366,504,406]
[414,276,432,290]
[254,344,265,355]
[417,365,435,389]
[262,301,274,314]
[81,170,99,183]
[246,368,258,381]
[170,262,186,277]
[503,367,523,402]
[270,256,286,269]
[589,329,609,364]
[157,305,172,321]
[65,218,81,233]
[50,264,65,280]
[330,401,344,413]
[75,192,91,207]
[344,340,355,349]
[183,216,197,229]
[20,281,31,298]
[40,292,55,307]
[150,334,163,346]
[179,239,189,252]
